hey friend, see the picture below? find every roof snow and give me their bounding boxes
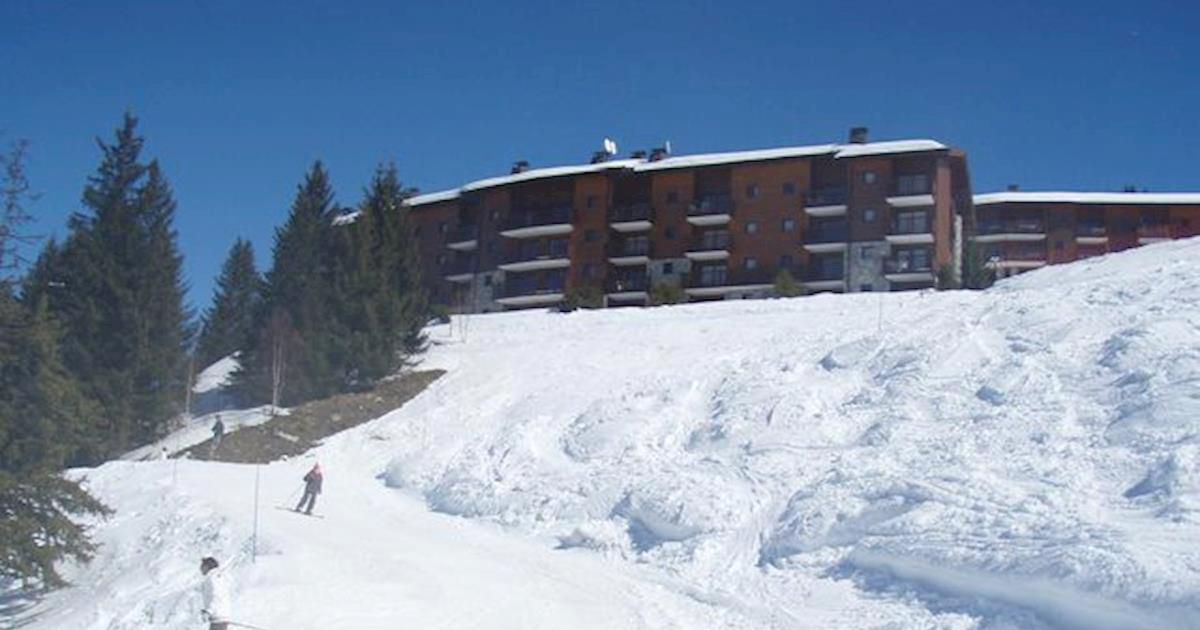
[832,139,948,158]
[974,191,1200,206]
[406,188,461,207]
[460,159,643,193]
[633,139,948,172]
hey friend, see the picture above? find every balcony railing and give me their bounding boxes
[977,220,1045,235]
[504,206,572,231]
[447,224,479,243]
[805,221,848,244]
[1138,223,1173,239]
[806,187,847,206]
[891,216,933,235]
[502,277,566,298]
[608,239,652,258]
[805,266,845,282]
[691,231,731,251]
[689,267,776,288]
[503,240,569,265]
[994,249,1047,263]
[606,274,650,293]
[884,258,933,274]
[688,193,734,216]
[609,202,653,223]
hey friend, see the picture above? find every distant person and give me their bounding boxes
[199,556,232,630]
[210,415,225,456]
[296,463,323,515]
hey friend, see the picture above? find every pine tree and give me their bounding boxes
[333,164,427,385]
[0,141,109,589]
[196,238,262,369]
[237,162,342,405]
[34,114,192,459]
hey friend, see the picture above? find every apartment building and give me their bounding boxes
[970,192,1200,278]
[409,128,972,312]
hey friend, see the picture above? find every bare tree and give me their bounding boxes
[268,308,291,415]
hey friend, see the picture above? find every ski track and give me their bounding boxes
[8,238,1200,629]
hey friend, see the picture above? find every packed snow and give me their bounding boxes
[9,239,1200,629]
[974,191,1200,206]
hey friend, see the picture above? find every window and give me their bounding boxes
[490,210,500,221]
[439,222,448,234]
[862,171,878,185]
[895,211,929,234]
[582,263,593,278]
[746,220,759,234]
[896,174,930,195]
[585,229,597,243]
[782,182,797,196]
[780,254,794,269]
[700,265,728,287]
[782,217,797,232]
[666,190,679,203]
[663,262,674,275]
[894,248,931,271]
[745,257,759,270]
[665,226,676,240]
[486,241,495,254]
[586,195,596,209]
[863,208,878,223]
[860,284,874,292]
[484,274,492,286]
[745,184,759,199]
[437,254,447,267]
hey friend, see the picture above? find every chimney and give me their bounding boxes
[848,126,869,144]
[590,151,608,164]
[630,150,648,159]
[510,160,530,174]
[1122,185,1138,193]
[649,145,671,162]
[1007,184,1020,192]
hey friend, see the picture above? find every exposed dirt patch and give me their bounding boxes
[180,370,444,464]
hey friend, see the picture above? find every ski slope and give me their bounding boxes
[11,239,1200,629]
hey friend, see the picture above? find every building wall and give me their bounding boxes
[570,173,610,291]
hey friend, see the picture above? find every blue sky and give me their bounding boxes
[3,0,1198,309]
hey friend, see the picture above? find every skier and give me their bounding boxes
[199,556,232,630]
[210,415,225,456]
[295,462,323,515]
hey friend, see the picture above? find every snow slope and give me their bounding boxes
[10,239,1200,629]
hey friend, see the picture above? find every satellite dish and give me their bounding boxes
[603,137,618,156]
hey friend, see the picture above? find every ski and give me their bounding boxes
[274,506,324,519]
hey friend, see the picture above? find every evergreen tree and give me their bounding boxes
[33,114,192,459]
[195,238,262,368]
[237,162,342,405]
[333,164,427,385]
[0,141,109,588]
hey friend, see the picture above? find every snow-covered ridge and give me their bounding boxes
[14,239,1200,629]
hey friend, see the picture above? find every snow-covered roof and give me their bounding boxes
[833,139,948,158]
[461,159,643,193]
[406,188,461,207]
[974,191,1200,206]
[332,211,361,226]
[633,145,838,172]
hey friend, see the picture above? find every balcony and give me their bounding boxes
[446,225,479,251]
[687,193,734,226]
[442,257,478,283]
[804,266,846,292]
[606,274,650,301]
[803,221,848,253]
[684,267,774,298]
[1137,223,1173,245]
[496,276,566,308]
[500,206,573,239]
[988,249,1047,271]
[607,238,652,266]
[497,241,570,272]
[804,187,848,217]
[886,215,934,245]
[685,231,731,261]
[885,184,935,208]
[883,257,935,284]
[609,203,653,233]
[972,219,1046,243]
[1075,222,1108,245]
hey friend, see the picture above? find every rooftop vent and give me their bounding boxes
[848,126,869,144]
[511,160,530,174]
[1007,184,1020,192]
[1122,185,1138,193]
[630,150,648,159]
[649,143,671,162]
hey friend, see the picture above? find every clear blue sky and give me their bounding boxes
[3,1,1198,310]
